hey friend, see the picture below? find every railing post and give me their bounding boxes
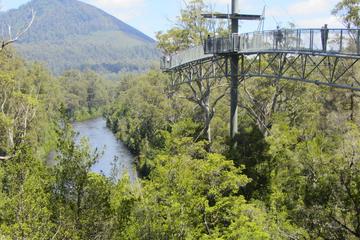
[357,29,360,55]
[273,31,275,50]
[340,29,343,52]
[297,29,300,49]
[310,30,314,51]
[232,34,234,52]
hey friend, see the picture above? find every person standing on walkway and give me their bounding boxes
[321,24,329,51]
[275,26,283,49]
[205,34,213,53]
[244,33,249,49]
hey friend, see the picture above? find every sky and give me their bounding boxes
[0,0,344,39]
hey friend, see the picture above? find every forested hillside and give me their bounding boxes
[0,0,159,74]
[0,0,360,239]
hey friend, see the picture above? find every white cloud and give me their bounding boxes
[296,15,343,28]
[258,0,342,29]
[286,0,342,28]
[287,0,337,16]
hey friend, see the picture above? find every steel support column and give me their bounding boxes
[230,0,240,144]
[230,55,239,141]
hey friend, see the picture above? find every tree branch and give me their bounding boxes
[1,9,36,51]
[0,155,12,160]
[211,86,229,110]
[331,216,359,237]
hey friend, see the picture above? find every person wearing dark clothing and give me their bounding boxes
[206,34,212,53]
[275,26,283,49]
[166,55,171,68]
[321,24,329,51]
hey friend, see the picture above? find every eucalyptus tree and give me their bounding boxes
[157,0,229,145]
[333,0,360,27]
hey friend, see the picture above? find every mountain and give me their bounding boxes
[0,0,159,74]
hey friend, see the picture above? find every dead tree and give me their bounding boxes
[1,9,35,51]
[177,75,228,144]
[240,78,284,137]
[0,10,36,161]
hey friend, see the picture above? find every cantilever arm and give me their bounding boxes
[201,13,261,20]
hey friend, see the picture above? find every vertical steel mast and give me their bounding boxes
[202,1,261,146]
[230,0,240,144]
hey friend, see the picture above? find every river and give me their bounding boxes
[73,117,137,182]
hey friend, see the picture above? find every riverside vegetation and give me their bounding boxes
[1,0,360,239]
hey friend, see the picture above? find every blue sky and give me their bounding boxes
[1,0,343,38]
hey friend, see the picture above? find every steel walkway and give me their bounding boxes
[161,28,360,91]
[161,28,360,70]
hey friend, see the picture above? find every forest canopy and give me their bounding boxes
[1,0,360,239]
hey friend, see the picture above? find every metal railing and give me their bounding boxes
[161,28,360,70]
[160,45,212,70]
[231,28,360,54]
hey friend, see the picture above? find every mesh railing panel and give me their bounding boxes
[161,45,212,70]
[161,28,360,70]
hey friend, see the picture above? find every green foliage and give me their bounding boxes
[156,0,228,54]
[0,48,61,159]
[109,175,139,239]
[333,0,360,27]
[2,1,360,239]
[106,86,303,238]
[49,119,115,239]
[15,31,159,74]
[267,118,360,239]
[110,133,291,239]
[60,70,112,121]
[81,173,112,238]
[106,71,182,153]
[0,146,54,239]
[0,46,115,239]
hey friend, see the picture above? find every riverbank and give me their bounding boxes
[73,108,104,122]
[73,117,137,181]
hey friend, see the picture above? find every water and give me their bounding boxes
[73,117,136,182]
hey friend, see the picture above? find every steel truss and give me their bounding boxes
[168,53,360,91]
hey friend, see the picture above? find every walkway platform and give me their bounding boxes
[161,28,360,71]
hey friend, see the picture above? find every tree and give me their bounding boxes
[51,119,102,239]
[0,10,35,51]
[157,0,229,145]
[79,173,112,239]
[332,0,360,123]
[239,77,285,136]
[109,175,139,240]
[0,50,58,161]
[0,146,54,239]
[333,0,360,27]
[265,108,360,239]
[106,71,176,153]
[156,0,207,54]
[181,78,229,144]
[59,70,111,121]
[111,123,304,239]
